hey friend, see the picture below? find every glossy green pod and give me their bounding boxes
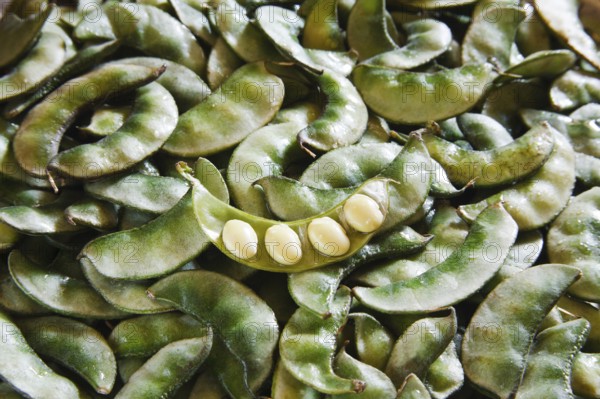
[353,203,517,313]
[17,316,117,394]
[422,123,555,188]
[302,0,344,51]
[572,352,600,398]
[352,63,497,125]
[8,250,128,319]
[206,37,244,90]
[162,62,284,157]
[79,105,131,137]
[514,318,589,399]
[333,348,396,398]
[109,313,210,358]
[148,270,278,397]
[13,63,162,178]
[547,187,600,301]
[458,127,575,230]
[462,264,582,398]
[271,360,322,399]
[423,341,464,399]
[280,286,366,394]
[0,309,80,399]
[550,70,600,111]
[456,113,513,150]
[346,0,396,61]
[114,338,212,399]
[397,374,432,399]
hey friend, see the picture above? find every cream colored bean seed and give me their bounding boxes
[343,194,384,233]
[265,224,303,265]
[307,217,350,257]
[222,219,258,260]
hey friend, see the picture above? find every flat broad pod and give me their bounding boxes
[180,162,391,272]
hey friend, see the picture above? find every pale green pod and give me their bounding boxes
[169,0,216,46]
[211,0,283,63]
[535,0,600,71]
[423,123,555,188]
[462,2,526,69]
[0,5,54,68]
[397,374,432,399]
[458,127,575,230]
[17,316,117,394]
[550,70,600,111]
[228,120,309,217]
[456,113,513,150]
[64,198,118,231]
[115,338,212,399]
[302,0,344,51]
[107,57,212,112]
[188,372,230,399]
[333,348,397,398]
[80,258,173,314]
[163,62,284,157]
[118,357,147,384]
[346,0,396,61]
[0,32,66,101]
[79,105,131,137]
[73,3,116,42]
[349,312,394,371]
[576,152,600,188]
[300,142,401,189]
[365,19,452,70]
[0,203,83,235]
[48,82,178,180]
[148,270,278,397]
[503,50,577,80]
[8,250,128,319]
[288,227,432,317]
[352,63,497,125]
[353,203,517,313]
[0,268,48,315]
[548,187,600,301]
[0,309,80,399]
[0,135,54,189]
[206,37,244,90]
[515,318,590,399]
[297,70,368,156]
[572,353,600,398]
[558,295,600,352]
[13,63,162,178]
[271,360,322,399]
[280,287,366,394]
[462,264,582,399]
[85,173,189,214]
[385,310,457,387]
[109,313,210,358]
[423,342,464,399]
[105,2,206,74]
[255,5,355,76]
[81,158,228,280]
[3,39,121,119]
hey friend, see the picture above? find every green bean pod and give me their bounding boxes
[280,286,365,394]
[364,19,452,70]
[423,123,555,188]
[397,374,432,399]
[148,270,279,397]
[8,250,129,319]
[550,70,600,111]
[352,63,497,125]
[206,37,244,90]
[0,268,48,315]
[17,316,117,394]
[458,126,575,230]
[288,226,432,317]
[423,341,464,399]
[162,62,284,157]
[558,295,600,352]
[0,5,54,68]
[353,202,517,313]
[0,310,80,399]
[572,353,600,398]
[0,32,66,101]
[271,360,322,399]
[297,70,368,156]
[80,158,228,280]
[333,348,397,398]
[13,63,163,178]
[79,105,131,137]
[514,318,589,399]
[109,313,211,358]
[503,50,577,80]
[85,173,189,214]
[302,0,344,51]
[105,2,206,75]
[169,0,217,46]
[456,113,513,150]
[114,338,212,399]
[547,187,600,301]
[462,264,582,398]
[535,0,600,71]
[186,160,391,272]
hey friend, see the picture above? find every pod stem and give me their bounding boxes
[176,161,198,185]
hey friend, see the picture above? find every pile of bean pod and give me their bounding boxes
[1,0,600,396]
